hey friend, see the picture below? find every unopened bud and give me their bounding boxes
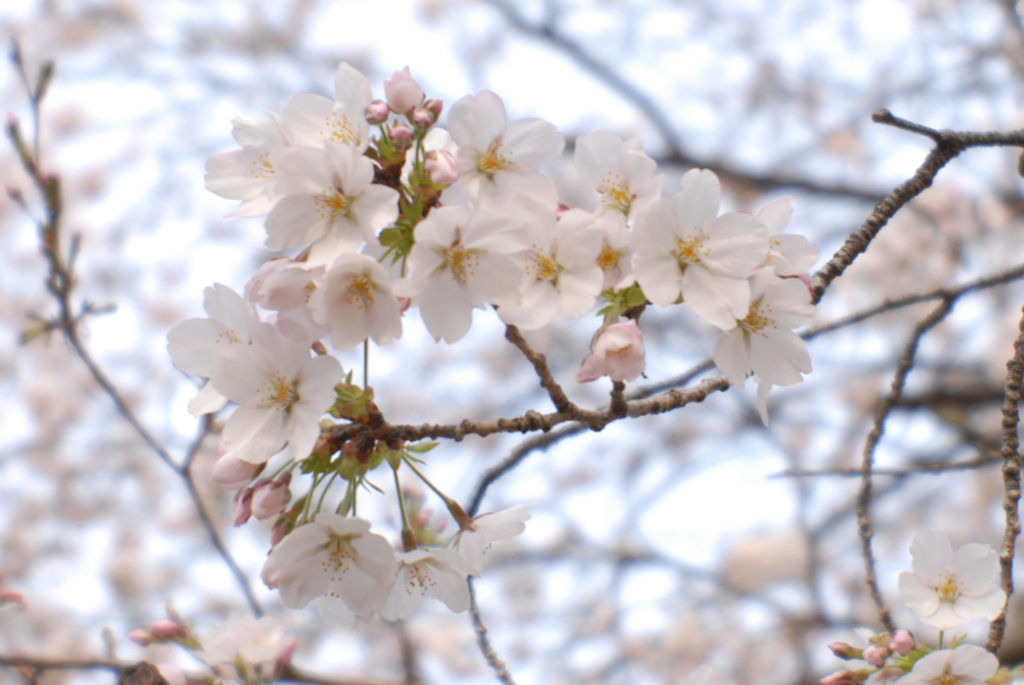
[128,628,153,646]
[365,100,390,125]
[390,124,414,152]
[270,518,291,546]
[211,452,259,490]
[826,642,864,661]
[5,182,22,202]
[383,66,424,115]
[863,644,890,668]
[424,150,459,185]
[148,618,186,640]
[276,637,299,673]
[410,105,435,129]
[423,98,443,120]
[889,629,914,656]
[233,485,255,526]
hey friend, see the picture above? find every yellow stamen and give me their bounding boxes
[322,113,359,146]
[444,244,480,284]
[344,275,375,310]
[315,190,354,219]
[596,244,621,271]
[476,140,510,177]
[258,371,299,411]
[525,247,560,282]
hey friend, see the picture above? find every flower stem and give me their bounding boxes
[392,466,417,552]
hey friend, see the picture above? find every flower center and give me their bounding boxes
[324,112,360,146]
[525,247,560,282]
[215,328,242,344]
[600,183,632,215]
[324,536,357,580]
[344,275,375,309]
[444,244,480,284]
[249,152,275,180]
[476,140,510,177]
[673,229,710,266]
[259,371,299,411]
[404,562,438,595]
[739,301,774,338]
[315,189,355,219]
[938,572,961,603]
[596,244,622,272]
[932,674,963,685]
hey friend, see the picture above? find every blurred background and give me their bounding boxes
[4,1,1024,683]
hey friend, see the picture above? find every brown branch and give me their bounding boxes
[774,452,1002,478]
[811,112,1024,304]
[505,324,577,414]
[468,578,517,685]
[986,305,1024,653]
[7,48,263,617]
[857,296,956,633]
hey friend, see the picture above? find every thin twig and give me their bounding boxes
[505,324,577,414]
[468,578,517,685]
[986,305,1024,653]
[857,297,956,633]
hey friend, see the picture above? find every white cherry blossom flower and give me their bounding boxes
[498,207,604,330]
[898,530,1005,630]
[593,211,635,290]
[895,645,997,685]
[392,204,528,343]
[263,514,396,620]
[712,269,815,389]
[195,614,294,685]
[211,323,342,463]
[205,114,294,218]
[755,196,819,276]
[309,252,403,349]
[633,169,768,331]
[281,62,372,151]
[265,142,400,264]
[574,129,663,223]
[452,504,531,576]
[380,548,472,621]
[167,283,260,416]
[443,90,564,206]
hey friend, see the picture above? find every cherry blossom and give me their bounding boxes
[380,548,472,621]
[498,207,604,330]
[309,252,403,349]
[895,645,997,685]
[263,514,396,620]
[204,114,293,218]
[444,90,564,206]
[167,283,260,416]
[593,211,635,289]
[897,530,1005,630]
[577,319,646,383]
[633,168,769,330]
[383,66,424,115]
[265,142,399,264]
[754,196,819,276]
[211,323,342,463]
[281,62,372,150]
[453,504,532,576]
[711,269,815,389]
[392,204,528,343]
[574,129,663,223]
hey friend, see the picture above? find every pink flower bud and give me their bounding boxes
[233,485,255,526]
[862,644,890,668]
[889,629,914,656]
[211,452,259,490]
[128,628,153,646]
[5,182,22,201]
[252,474,291,521]
[577,319,646,383]
[424,150,459,185]
[819,672,855,685]
[423,98,443,120]
[365,99,390,125]
[391,124,415,152]
[148,618,186,640]
[383,66,424,115]
[826,642,864,660]
[410,105,435,129]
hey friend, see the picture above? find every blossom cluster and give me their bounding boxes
[168,62,820,624]
[820,532,1009,685]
